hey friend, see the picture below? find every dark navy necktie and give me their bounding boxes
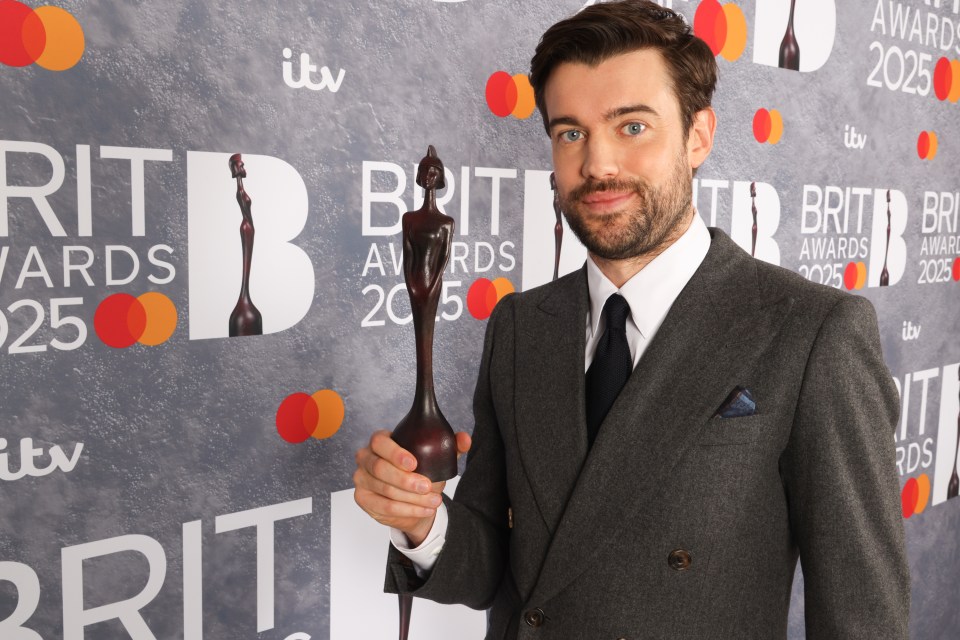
[585,294,633,448]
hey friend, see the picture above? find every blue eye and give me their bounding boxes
[622,123,645,136]
[559,130,583,143]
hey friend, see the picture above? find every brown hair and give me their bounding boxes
[529,0,717,135]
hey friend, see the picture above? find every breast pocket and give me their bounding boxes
[696,413,777,446]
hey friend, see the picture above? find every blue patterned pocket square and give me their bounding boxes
[716,386,756,418]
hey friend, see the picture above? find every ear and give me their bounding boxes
[686,107,716,170]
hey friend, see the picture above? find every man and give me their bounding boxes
[353,1,910,637]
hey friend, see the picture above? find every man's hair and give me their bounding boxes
[529,0,717,136]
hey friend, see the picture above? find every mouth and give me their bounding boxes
[578,190,636,213]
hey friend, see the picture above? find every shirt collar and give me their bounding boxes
[586,212,711,339]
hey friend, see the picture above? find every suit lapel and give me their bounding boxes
[515,268,589,534]
[528,231,795,604]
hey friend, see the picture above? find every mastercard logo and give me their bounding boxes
[842,262,867,290]
[0,1,84,71]
[917,131,939,160]
[467,277,514,320]
[753,108,783,144]
[276,389,345,443]
[94,292,178,348]
[693,0,747,62]
[900,473,930,519]
[933,57,960,103]
[485,71,535,119]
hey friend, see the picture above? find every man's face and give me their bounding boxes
[544,49,705,261]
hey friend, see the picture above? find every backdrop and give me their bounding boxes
[1,0,959,638]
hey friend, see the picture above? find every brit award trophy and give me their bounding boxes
[778,0,800,70]
[391,146,458,640]
[550,172,563,281]
[948,368,960,500]
[880,190,891,287]
[228,154,264,336]
[391,145,458,482]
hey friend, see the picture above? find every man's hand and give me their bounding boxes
[354,430,472,547]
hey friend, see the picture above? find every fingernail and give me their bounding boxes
[430,494,442,506]
[403,457,416,471]
[416,481,430,493]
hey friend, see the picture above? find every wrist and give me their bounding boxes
[404,515,436,548]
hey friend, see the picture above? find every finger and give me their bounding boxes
[456,431,472,457]
[354,467,443,509]
[357,446,432,495]
[356,488,437,521]
[369,430,418,472]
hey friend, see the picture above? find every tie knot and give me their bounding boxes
[603,294,630,332]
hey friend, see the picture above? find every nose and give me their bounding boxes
[581,135,619,181]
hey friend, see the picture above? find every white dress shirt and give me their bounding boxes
[391,213,712,571]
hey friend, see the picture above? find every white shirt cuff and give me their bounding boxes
[390,502,448,574]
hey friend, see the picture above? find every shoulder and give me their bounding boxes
[708,229,876,327]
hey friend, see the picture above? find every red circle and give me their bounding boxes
[485,71,517,118]
[276,393,315,444]
[952,257,960,282]
[901,477,919,519]
[0,1,42,67]
[467,278,495,320]
[94,294,145,348]
[693,0,725,56]
[917,131,930,159]
[933,57,952,101]
[752,108,771,143]
[842,262,859,290]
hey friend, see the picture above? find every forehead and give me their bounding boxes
[543,48,679,123]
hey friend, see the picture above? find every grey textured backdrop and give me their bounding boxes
[1,0,958,638]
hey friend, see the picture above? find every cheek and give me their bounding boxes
[551,148,583,185]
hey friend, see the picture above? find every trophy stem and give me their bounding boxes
[398,594,413,640]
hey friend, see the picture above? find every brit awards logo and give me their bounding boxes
[798,186,907,289]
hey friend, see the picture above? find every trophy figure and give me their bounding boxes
[392,145,458,481]
[948,368,960,500]
[228,154,263,336]
[391,146,457,640]
[750,181,758,258]
[880,190,891,287]
[550,172,563,281]
[778,0,800,70]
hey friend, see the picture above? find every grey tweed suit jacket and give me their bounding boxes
[386,228,910,639]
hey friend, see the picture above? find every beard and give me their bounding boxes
[558,151,693,261]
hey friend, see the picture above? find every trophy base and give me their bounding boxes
[392,415,458,482]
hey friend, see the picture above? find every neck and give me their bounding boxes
[589,209,694,288]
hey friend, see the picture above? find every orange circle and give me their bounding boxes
[767,109,784,144]
[855,262,867,290]
[927,131,938,159]
[491,277,515,301]
[33,6,84,71]
[511,74,535,119]
[137,292,177,346]
[309,389,345,439]
[719,4,747,61]
[914,474,931,515]
[950,60,960,103]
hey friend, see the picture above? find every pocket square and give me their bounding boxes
[716,386,756,418]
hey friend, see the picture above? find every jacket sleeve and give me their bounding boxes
[384,295,513,609]
[779,294,910,638]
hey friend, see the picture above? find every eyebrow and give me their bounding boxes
[547,103,660,132]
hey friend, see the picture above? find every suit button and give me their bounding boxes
[523,607,545,627]
[668,549,692,571]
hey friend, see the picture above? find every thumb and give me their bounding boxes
[455,431,472,458]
